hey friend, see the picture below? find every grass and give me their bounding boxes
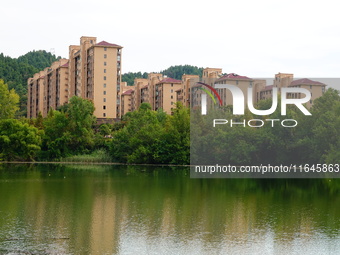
[60,149,112,163]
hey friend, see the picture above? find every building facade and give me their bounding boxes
[155,78,182,114]
[28,36,122,120]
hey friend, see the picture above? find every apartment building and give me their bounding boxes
[155,78,182,114]
[28,36,123,120]
[130,78,148,112]
[259,74,326,108]
[288,78,326,108]
[121,89,133,116]
[27,59,69,118]
[27,71,45,119]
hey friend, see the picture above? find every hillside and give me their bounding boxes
[122,65,204,85]
[0,50,60,116]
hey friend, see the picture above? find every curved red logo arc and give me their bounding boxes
[197,82,223,106]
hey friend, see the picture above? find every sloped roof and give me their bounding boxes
[156,77,182,85]
[96,41,122,48]
[217,73,251,81]
[122,89,134,95]
[290,78,325,86]
[263,85,273,91]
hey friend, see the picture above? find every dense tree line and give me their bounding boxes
[0,78,339,165]
[122,71,148,85]
[0,51,60,116]
[160,65,203,80]
[122,65,204,85]
[191,88,340,165]
[110,102,189,164]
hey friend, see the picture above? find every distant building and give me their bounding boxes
[258,74,326,108]
[28,59,69,118]
[288,78,326,108]
[121,89,133,116]
[155,78,182,114]
[28,36,123,120]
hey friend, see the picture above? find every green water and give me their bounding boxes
[0,164,339,254]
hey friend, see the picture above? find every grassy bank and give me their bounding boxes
[58,149,112,163]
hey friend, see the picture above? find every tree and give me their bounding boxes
[0,119,43,161]
[0,79,19,119]
[0,50,60,116]
[41,96,96,159]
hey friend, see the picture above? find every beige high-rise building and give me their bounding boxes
[27,58,69,118]
[27,71,45,119]
[44,59,69,116]
[181,74,200,107]
[121,89,133,116]
[147,73,163,109]
[288,78,326,108]
[28,36,123,120]
[214,73,254,107]
[155,78,182,114]
[274,73,294,92]
[259,74,326,108]
[130,78,148,112]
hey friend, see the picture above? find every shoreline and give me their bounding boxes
[0,161,190,167]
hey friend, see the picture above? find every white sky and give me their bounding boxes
[1,0,340,80]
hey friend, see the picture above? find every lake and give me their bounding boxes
[0,164,339,254]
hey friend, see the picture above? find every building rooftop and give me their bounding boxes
[122,89,134,95]
[262,85,273,91]
[217,73,251,81]
[96,41,122,48]
[290,78,325,86]
[156,77,182,84]
[61,62,69,68]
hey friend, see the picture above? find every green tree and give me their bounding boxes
[0,79,19,119]
[0,51,60,116]
[41,97,96,159]
[161,65,203,80]
[0,119,43,161]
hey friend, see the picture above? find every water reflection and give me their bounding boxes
[0,164,339,254]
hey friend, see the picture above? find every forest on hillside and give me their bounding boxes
[0,50,60,116]
[122,65,204,85]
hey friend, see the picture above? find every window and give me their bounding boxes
[104,54,107,58]
[104,91,106,95]
[104,62,107,66]
[171,84,173,87]
[104,83,106,88]
[103,98,106,102]
[104,69,106,73]
[310,85,312,89]
[103,105,106,110]
[104,76,106,80]
[104,47,107,51]
[310,100,313,104]
[236,81,239,85]
[171,89,173,93]
[103,113,106,117]
[171,95,173,99]
[171,101,174,105]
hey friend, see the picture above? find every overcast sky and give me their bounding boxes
[1,0,340,81]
